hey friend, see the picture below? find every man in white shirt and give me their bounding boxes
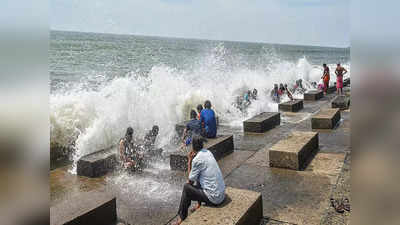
[173,135,226,224]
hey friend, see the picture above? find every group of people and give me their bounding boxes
[181,100,217,148]
[321,63,348,95]
[270,83,293,103]
[119,64,349,223]
[234,88,258,111]
[119,125,161,171]
[118,100,225,225]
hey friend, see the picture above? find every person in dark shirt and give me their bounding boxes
[284,84,294,101]
[182,110,202,146]
[144,125,162,156]
[252,88,258,100]
[119,127,144,170]
[270,84,280,103]
[200,100,217,138]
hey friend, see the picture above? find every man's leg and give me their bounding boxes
[177,183,210,221]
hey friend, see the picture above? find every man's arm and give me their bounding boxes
[182,128,188,143]
[187,151,194,184]
[343,67,348,75]
[119,140,126,162]
[188,154,202,184]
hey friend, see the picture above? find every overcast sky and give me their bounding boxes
[51,0,349,47]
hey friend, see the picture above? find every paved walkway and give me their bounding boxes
[50,90,351,225]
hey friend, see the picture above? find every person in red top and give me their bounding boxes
[196,104,203,120]
[321,64,330,94]
[335,63,347,95]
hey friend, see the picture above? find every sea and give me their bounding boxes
[49,30,350,169]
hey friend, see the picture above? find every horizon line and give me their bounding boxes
[50,29,350,49]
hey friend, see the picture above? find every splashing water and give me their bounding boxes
[50,37,350,174]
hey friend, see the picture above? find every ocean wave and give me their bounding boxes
[50,44,350,173]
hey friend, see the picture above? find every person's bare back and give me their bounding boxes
[335,65,347,77]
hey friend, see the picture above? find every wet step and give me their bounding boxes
[181,187,263,225]
[312,108,341,129]
[170,135,234,171]
[77,146,117,178]
[243,112,280,133]
[269,131,319,170]
[278,99,303,112]
[304,90,323,101]
[50,190,117,225]
[331,95,350,110]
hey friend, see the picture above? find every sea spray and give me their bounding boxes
[50,43,350,174]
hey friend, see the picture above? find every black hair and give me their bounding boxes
[126,127,134,136]
[196,104,203,113]
[191,135,204,152]
[204,100,212,109]
[152,125,159,133]
[323,63,327,67]
[190,110,197,119]
[337,63,341,66]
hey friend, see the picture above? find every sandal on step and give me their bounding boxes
[330,198,345,213]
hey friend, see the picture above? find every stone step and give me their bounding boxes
[77,146,117,178]
[50,190,117,225]
[170,135,234,171]
[312,108,341,129]
[243,112,280,133]
[304,90,323,101]
[278,99,303,112]
[269,131,319,170]
[181,187,263,225]
[331,95,350,110]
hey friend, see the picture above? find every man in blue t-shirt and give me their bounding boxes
[182,110,202,146]
[200,100,217,138]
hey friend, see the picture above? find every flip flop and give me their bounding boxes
[190,203,201,213]
[330,198,345,213]
[343,197,350,212]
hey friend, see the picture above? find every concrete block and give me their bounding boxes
[269,131,319,170]
[331,95,350,110]
[304,90,323,101]
[170,135,234,171]
[243,112,280,133]
[278,99,303,112]
[77,146,117,178]
[50,191,117,225]
[312,109,341,129]
[181,187,263,225]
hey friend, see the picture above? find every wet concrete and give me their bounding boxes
[50,91,350,225]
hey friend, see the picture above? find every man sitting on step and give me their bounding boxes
[119,127,144,171]
[200,100,217,138]
[173,136,226,225]
[144,125,163,156]
[181,110,202,148]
